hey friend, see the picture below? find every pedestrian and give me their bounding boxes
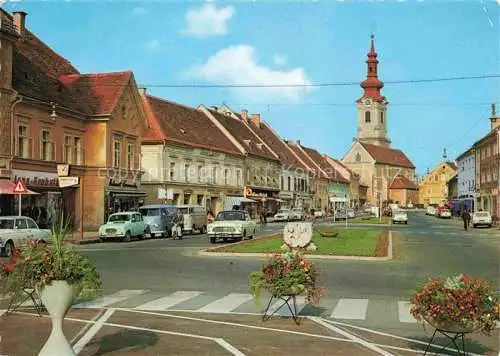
[462,209,471,231]
[173,209,183,239]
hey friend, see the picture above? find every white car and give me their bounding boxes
[207,210,257,244]
[440,210,452,219]
[426,206,436,215]
[472,211,492,228]
[273,209,295,222]
[0,216,52,257]
[291,207,306,220]
[392,211,408,224]
[346,209,356,219]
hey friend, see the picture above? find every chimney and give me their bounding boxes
[251,113,261,127]
[13,11,27,36]
[241,110,248,121]
[138,87,147,96]
[490,103,499,130]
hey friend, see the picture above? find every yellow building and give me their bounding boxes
[419,161,457,206]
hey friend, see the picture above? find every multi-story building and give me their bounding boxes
[388,175,419,206]
[473,104,499,216]
[454,146,476,213]
[418,160,457,206]
[447,173,459,213]
[206,106,282,218]
[139,92,245,215]
[231,109,313,210]
[0,10,148,234]
[285,141,329,213]
[342,35,416,206]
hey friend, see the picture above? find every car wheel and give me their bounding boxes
[488,224,492,228]
[473,224,477,228]
[210,236,216,244]
[405,221,408,224]
[123,231,132,242]
[4,240,15,257]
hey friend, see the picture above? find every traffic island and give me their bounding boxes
[332,216,391,225]
[199,229,393,261]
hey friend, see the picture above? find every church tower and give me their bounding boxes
[356,34,391,148]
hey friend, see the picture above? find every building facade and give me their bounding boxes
[140,93,245,215]
[388,175,419,206]
[208,106,282,218]
[418,161,457,206]
[342,35,416,206]
[455,147,476,213]
[231,109,313,210]
[0,10,148,234]
[473,105,499,216]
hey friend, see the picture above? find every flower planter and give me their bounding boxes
[425,316,482,334]
[38,280,78,356]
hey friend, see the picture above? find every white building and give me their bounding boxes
[456,147,476,212]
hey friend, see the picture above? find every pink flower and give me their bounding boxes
[459,273,469,283]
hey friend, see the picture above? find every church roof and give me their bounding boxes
[390,175,419,190]
[360,142,415,169]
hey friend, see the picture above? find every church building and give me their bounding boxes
[342,35,418,207]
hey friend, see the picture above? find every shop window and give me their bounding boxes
[17,124,32,159]
[127,143,134,170]
[113,138,121,168]
[183,194,191,205]
[197,195,204,205]
[40,130,54,161]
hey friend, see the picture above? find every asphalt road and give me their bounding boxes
[68,212,499,330]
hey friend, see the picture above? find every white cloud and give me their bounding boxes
[273,54,287,66]
[132,7,147,15]
[144,39,161,52]
[187,45,312,102]
[183,3,235,38]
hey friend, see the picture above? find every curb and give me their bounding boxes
[328,223,391,227]
[198,232,393,261]
[70,239,101,245]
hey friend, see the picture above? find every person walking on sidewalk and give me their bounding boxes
[173,209,184,240]
[462,209,471,231]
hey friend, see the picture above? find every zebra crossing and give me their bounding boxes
[4,289,417,325]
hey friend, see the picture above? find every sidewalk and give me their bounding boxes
[69,231,100,245]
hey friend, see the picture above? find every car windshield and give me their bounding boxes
[216,211,245,221]
[475,212,490,217]
[277,210,289,214]
[0,219,14,229]
[140,208,160,216]
[108,214,131,222]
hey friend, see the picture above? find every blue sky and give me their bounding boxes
[4,0,499,176]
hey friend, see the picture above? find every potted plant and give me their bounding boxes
[410,273,500,335]
[0,215,101,356]
[249,252,322,307]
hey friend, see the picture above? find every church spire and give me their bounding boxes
[360,34,385,102]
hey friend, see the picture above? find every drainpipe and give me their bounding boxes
[10,95,22,158]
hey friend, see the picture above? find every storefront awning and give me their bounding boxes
[223,196,255,210]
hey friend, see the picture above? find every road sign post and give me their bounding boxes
[13,180,27,216]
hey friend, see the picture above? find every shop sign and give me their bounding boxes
[12,170,58,187]
[58,176,79,188]
[57,164,70,177]
[158,187,167,199]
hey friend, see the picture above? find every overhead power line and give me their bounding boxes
[140,74,500,88]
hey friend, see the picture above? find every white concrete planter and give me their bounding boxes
[38,280,77,356]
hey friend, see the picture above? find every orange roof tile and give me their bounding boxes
[390,175,418,190]
[301,146,350,183]
[360,142,415,168]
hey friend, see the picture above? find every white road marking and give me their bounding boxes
[73,308,116,354]
[135,291,203,311]
[331,298,369,320]
[309,317,395,356]
[197,293,253,313]
[73,290,147,309]
[397,301,417,323]
[214,338,247,356]
[267,295,307,317]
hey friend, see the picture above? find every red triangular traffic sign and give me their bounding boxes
[13,179,27,193]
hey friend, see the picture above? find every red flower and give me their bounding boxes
[459,273,469,283]
[1,264,15,273]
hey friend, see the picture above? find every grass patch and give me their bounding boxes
[211,228,386,257]
[347,216,390,224]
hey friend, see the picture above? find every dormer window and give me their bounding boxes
[355,153,361,162]
[365,111,371,123]
[243,139,251,146]
[256,143,263,150]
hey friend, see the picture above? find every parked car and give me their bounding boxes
[139,204,176,238]
[0,216,52,257]
[313,209,325,219]
[99,212,150,242]
[176,205,207,234]
[392,211,408,224]
[439,209,452,219]
[274,208,295,222]
[207,210,257,244]
[426,206,436,216]
[471,211,492,228]
[346,209,356,219]
[291,207,307,221]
